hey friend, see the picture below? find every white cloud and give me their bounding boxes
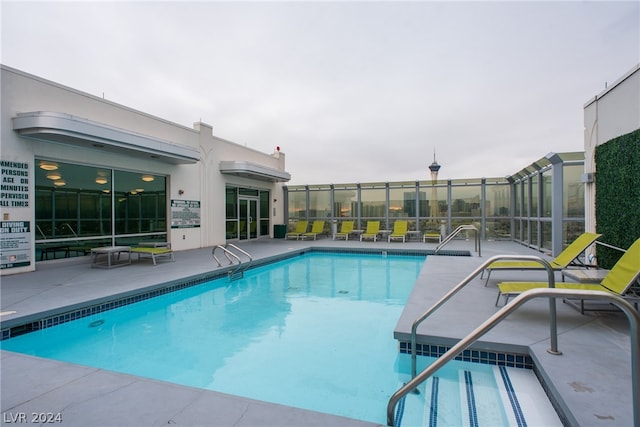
[2,1,638,185]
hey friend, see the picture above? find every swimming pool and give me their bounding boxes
[1,252,559,425]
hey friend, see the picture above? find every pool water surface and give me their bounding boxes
[3,253,426,423]
[2,252,559,425]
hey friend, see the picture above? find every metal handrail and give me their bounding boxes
[410,255,556,379]
[388,288,640,427]
[435,225,481,256]
[212,244,253,279]
[62,223,79,239]
[36,225,48,240]
[226,243,253,263]
[212,245,242,267]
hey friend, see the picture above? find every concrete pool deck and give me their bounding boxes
[1,238,636,426]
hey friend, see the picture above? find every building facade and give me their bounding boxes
[583,63,640,243]
[0,65,290,275]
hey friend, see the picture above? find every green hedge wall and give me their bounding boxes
[595,128,640,269]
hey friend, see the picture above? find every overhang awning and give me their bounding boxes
[219,160,291,182]
[12,111,200,164]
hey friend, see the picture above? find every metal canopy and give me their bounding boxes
[12,111,200,164]
[219,160,291,182]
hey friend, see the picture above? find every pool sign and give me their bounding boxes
[171,200,201,228]
[0,221,31,269]
[0,161,30,208]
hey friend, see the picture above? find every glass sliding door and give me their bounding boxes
[239,197,258,240]
[226,185,270,241]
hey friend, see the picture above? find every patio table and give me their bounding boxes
[562,269,609,283]
[91,246,131,269]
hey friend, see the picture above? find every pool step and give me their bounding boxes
[495,366,563,427]
[397,364,562,427]
[459,368,508,426]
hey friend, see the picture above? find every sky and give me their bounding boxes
[2,1,639,185]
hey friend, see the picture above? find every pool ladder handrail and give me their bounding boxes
[409,255,556,379]
[212,244,253,280]
[435,224,480,256]
[389,258,640,426]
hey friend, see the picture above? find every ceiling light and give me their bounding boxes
[130,190,138,195]
[46,172,62,180]
[95,177,108,185]
[141,175,155,182]
[135,188,144,192]
[39,161,58,171]
[53,180,66,187]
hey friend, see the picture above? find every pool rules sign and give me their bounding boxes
[1,161,29,208]
[1,161,31,269]
[0,221,30,269]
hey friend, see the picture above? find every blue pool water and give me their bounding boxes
[1,252,537,425]
[3,253,424,422]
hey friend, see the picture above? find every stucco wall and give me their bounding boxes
[0,65,288,274]
[195,123,286,248]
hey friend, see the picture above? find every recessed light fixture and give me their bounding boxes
[46,172,62,180]
[53,180,66,187]
[135,188,144,192]
[0,310,17,316]
[95,177,108,185]
[130,190,138,195]
[39,161,58,171]
[141,175,155,182]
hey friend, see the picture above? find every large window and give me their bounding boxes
[287,190,307,220]
[564,164,585,218]
[260,191,270,236]
[333,185,357,219]
[361,183,386,227]
[450,181,481,218]
[114,170,166,238]
[308,186,331,219]
[514,181,521,217]
[511,157,585,251]
[486,179,511,239]
[541,169,552,217]
[35,160,166,260]
[531,174,539,217]
[450,180,482,237]
[225,187,238,239]
[563,163,585,245]
[522,180,529,218]
[388,183,415,218]
[541,222,553,250]
[418,180,447,235]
